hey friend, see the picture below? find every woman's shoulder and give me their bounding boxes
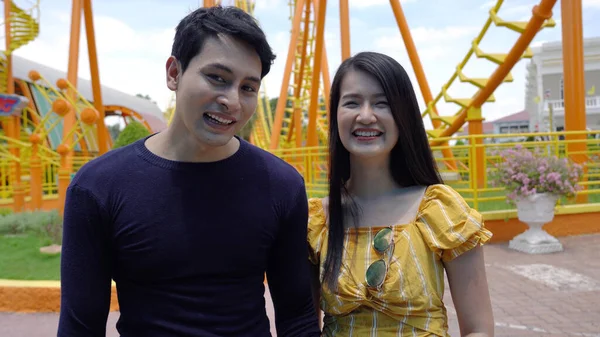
[421,184,468,209]
[307,197,328,265]
[417,183,480,226]
[308,197,328,230]
[415,184,493,261]
[308,196,327,214]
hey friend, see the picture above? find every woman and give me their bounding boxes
[307,52,495,336]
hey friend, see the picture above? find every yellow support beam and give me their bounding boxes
[425,0,557,143]
[489,6,556,33]
[430,115,458,126]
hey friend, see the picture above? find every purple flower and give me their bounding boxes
[489,144,583,203]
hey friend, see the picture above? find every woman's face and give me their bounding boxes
[336,69,399,160]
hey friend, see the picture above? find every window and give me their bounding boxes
[560,77,564,100]
[519,125,529,133]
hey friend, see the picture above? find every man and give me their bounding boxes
[58,6,321,337]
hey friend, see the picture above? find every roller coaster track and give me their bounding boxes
[423,0,556,143]
[228,0,273,149]
[1,1,101,160]
[264,0,329,150]
[27,70,104,157]
[254,0,557,156]
[0,0,40,93]
[0,0,49,202]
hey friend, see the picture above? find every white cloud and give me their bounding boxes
[261,26,343,101]
[262,31,291,99]
[501,4,534,16]
[349,0,416,9]
[480,1,496,10]
[367,20,540,131]
[8,0,584,136]
[14,9,175,112]
[374,25,479,47]
[253,0,285,11]
[583,0,600,8]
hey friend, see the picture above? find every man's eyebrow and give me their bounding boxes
[204,63,261,84]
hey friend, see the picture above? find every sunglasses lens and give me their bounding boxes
[373,227,393,253]
[366,260,386,288]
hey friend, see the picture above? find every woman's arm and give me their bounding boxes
[309,263,322,329]
[444,245,494,337]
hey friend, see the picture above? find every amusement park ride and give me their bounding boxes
[210,0,588,199]
[0,0,591,215]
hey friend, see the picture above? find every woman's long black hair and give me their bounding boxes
[323,51,443,290]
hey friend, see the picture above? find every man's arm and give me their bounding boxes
[58,184,113,337]
[266,182,321,337]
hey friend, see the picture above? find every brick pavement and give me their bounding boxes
[1,234,599,336]
[471,233,600,337]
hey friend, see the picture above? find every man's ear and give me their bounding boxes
[166,56,180,91]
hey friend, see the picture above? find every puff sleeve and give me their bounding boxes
[307,198,328,265]
[415,184,493,262]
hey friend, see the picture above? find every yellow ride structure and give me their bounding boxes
[0,0,596,235]
[0,0,597,317]
[209,0,600,236]
[267,0,562,162]
[233,0,594,204]
[0,0,166,214]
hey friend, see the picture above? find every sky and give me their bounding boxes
[7,0,600,130]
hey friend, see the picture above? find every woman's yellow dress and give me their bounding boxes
[307,184,493,337]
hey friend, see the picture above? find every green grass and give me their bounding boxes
[0,234,60,280]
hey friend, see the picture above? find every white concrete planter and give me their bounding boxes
[508,193,564,254]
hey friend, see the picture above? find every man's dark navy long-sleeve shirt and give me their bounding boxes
[58,136,321,337]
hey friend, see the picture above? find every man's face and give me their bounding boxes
[166,35,262,148]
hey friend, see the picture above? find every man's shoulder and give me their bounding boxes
[244,141,304,185]
[70,140,141,190]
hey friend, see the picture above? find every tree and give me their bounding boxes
[269,97,278,114]
[237,115,256,141]
[136,93,157,105]
[237,97,280,141]
[112,121,151,149]
[107,123,122,141]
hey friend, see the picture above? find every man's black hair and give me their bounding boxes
[171,6,276,79]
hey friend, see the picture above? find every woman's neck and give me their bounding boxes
[346,155,399,200]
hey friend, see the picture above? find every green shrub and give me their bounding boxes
[0,208,13,216]
[0,212,29,235]
[112,121,151,149]
[0,209,63,245]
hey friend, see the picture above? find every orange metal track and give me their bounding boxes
[430,0,558,144]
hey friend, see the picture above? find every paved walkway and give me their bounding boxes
[1,234,599,336]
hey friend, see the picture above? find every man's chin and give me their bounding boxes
[193,131,239,148]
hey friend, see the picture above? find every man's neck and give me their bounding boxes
[145,125,240,163]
